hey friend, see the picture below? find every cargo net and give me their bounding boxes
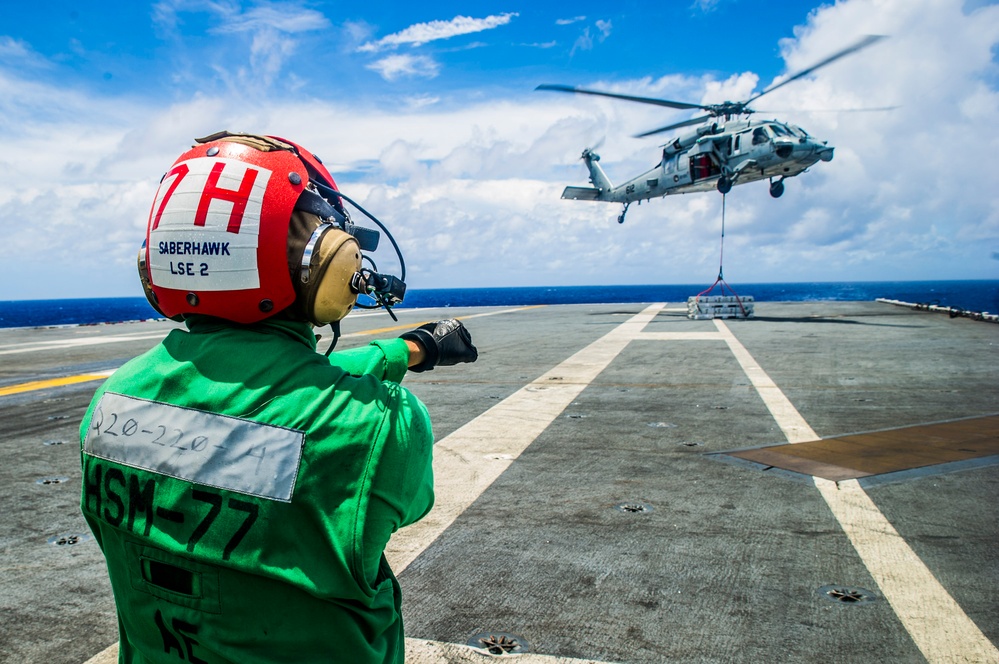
[688,194,754,320]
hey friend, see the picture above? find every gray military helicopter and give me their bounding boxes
[537,35,885,223]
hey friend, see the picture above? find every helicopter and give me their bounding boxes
[537,35,886,223]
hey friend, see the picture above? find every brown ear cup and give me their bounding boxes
[286,210,360,326]
[303,227,362,326]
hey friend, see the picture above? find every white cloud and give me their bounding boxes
[742,1,999,273]
[341,19,375,46]
[691,0,724,13]
[569,19,612,56]
[440,41,488,53]
[570,29,593,56]
[556,16,586,26]
[153,1,241,34]
[151,1,330,87]
[354,0,999,285]
[404,94,441,110]
[357,13,518,53]
[595,20,612,40]
[1,0,997,300]
[209,4,330,34]
[365,54,440,81]
[0,36,50,68]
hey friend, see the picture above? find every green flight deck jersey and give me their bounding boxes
[79,316,435,663]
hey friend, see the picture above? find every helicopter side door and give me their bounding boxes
[672,153,690,186]
[730,132,746,157]
[661,153,684,187]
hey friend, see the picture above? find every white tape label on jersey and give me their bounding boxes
[147,157,272,292]
[83,392,304,502]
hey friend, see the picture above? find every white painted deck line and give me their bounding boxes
[405,638,619,664]
[393,306,670,664]
[385,303,666,573]
[714,319,998,664]
[0,332,169,355]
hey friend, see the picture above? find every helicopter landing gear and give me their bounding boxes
[617,203,630,224]
[716,176,732,195]
[769,177,785,198]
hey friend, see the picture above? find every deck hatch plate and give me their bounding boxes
[726,414,999,480]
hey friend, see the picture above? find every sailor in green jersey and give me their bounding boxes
[80,133,478,663]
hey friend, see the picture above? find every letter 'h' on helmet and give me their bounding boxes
[138,132,364,326]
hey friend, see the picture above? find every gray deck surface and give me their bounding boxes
[0,301,996,663]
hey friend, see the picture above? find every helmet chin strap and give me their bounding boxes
[324,321,341,357]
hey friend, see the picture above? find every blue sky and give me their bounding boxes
[1,0,998,299]
[10,2,806,93]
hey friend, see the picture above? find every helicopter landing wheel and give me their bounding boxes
[769,179,785,198]
[617,203,630,224]
[717,177,732,195]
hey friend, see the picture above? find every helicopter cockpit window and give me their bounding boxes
[769,124,790,137]
[752,127,769,145]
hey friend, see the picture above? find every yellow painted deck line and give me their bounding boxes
[0,371,114,397]
[6,307,543,400]
[5,306,544,357]
[714,319,998,664]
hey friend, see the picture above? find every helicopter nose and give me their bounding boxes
[817,146,834,162]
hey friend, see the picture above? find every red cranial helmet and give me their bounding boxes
[138,132,363,325]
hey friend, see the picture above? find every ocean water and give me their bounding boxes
[0,280,996,329]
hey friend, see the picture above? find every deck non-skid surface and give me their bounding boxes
[1,302,997,664]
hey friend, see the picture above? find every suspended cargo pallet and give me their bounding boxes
[687,295,754,320]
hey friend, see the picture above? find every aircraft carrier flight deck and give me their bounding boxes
[1,300,996,663]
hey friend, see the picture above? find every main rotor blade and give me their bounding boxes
[746,34,887,106]
[634,114,713,138]
[536,84,705,111]
[753,105,899,114]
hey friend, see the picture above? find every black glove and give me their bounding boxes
[400,319,478,372]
